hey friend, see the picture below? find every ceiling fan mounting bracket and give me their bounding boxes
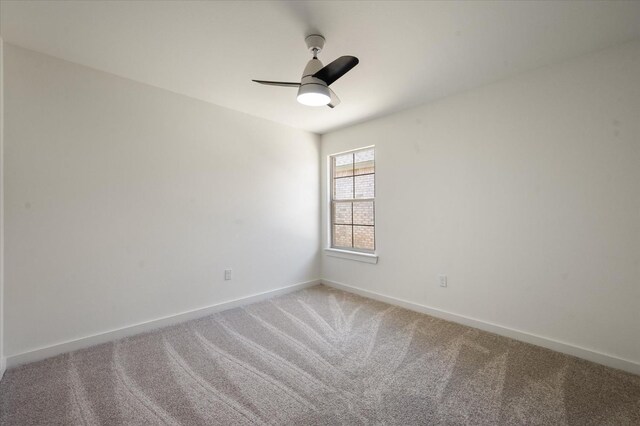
[305,34,326,55]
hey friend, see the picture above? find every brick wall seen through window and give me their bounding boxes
[330,147,375,251]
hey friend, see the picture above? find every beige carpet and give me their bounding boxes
[1,285,639,425]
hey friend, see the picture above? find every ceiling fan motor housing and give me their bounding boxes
[298,57,330,105]
[299,58,329,89]
[301,58,324,81]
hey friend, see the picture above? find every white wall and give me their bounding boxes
[0,37,5,377]
[3,44,320,358]
[321,40,640,366]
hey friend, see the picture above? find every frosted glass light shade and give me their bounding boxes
[297,83,330,106]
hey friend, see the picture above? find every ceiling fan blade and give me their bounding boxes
[313,56,359,86]
[328,88,341,108]
[252,80,300,87]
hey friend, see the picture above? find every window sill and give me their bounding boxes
[324,248,378,264]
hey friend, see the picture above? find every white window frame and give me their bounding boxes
[324,146,378,264]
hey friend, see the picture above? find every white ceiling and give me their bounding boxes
[2,1,640,134]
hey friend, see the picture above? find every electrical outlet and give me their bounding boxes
[438,274,447,287]
[224,269,232,280]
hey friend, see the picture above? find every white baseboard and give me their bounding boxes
[0,357,6,381]
[322,279,640,376]
[6,279,320,369]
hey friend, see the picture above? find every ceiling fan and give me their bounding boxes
[252,34,359,108]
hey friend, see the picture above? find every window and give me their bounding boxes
[330,147,375,252]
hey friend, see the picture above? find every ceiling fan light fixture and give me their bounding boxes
[253,34,358,108]
[297,83,331,106]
